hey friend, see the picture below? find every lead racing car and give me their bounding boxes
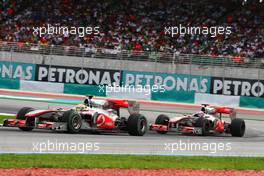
[2,96,148,136]
[150,104,245,137]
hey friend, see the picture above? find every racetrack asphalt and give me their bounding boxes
[0,99,264,156]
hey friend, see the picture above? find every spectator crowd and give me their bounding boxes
[0,0,263,58]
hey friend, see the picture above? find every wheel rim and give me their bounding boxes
[72,115,81,129]
[240,122,245,135]
[140,119,146,132]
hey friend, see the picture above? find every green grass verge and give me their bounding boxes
[0,115,15,124]
[0,154,264,170]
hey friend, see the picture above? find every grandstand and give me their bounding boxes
[0,0,263,59]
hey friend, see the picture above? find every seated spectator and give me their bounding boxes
[0,0,263,58]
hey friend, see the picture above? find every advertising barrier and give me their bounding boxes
[0,61,264,109]
[35,64,121,86]
[0,61,35,80]
[64,84,106,96]
[122,70,211,103]
[210,77,264,98]
[0,61,35,89]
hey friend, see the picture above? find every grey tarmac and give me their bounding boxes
[0,99,263,156]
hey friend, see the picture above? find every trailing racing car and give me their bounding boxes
[150,104,245,137]
[2,96,148,136]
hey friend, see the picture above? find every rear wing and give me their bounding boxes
[203,105,236,120]
[107,99,140,114]
[214,107,236,120]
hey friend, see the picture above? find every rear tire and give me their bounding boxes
[61,110,82,133]
[230,118,245,137]
[17,107,35,131]
[127,114,147,136]
[155,114,170,134]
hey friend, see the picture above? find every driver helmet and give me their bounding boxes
[194,111,205,118]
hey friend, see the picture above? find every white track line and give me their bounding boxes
[0,113,16,116]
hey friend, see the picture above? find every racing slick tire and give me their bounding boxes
[230,118,245,137]
[61,110,82,133]
[17,107,35,131]
[155,114,170,134]
[127,114,147,136]
[195,117,210,136]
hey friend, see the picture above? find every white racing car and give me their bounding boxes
[3,96,148,136]
[150,104,246,137]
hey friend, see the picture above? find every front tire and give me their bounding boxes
[194,117,210,136]
[127,114,147,136]
[230,118,245,137]
[17,107,35,131]
[155,114,170,134]
[61,110,82,133]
